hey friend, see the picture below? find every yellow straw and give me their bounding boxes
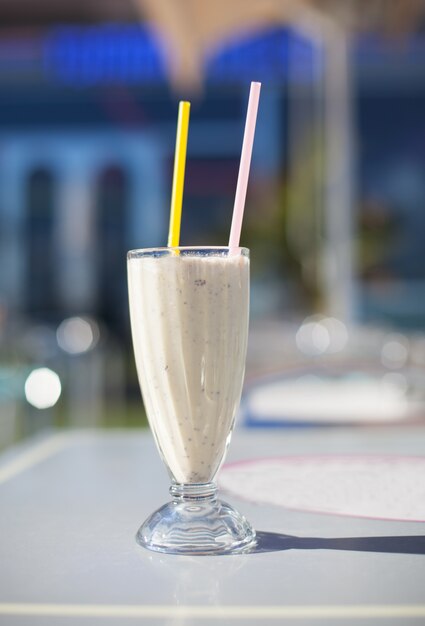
[167,100,191,247]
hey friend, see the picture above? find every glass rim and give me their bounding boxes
[127,246,249,259]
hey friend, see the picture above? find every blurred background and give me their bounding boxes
[1,0,425,448]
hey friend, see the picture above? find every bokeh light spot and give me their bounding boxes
[24,368,62,409]
[57,316,99,355]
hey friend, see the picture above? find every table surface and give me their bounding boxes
[1,425,425,625]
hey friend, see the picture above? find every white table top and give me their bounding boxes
[1,426,425,625]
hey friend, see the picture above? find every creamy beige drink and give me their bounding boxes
[128,248,249,484]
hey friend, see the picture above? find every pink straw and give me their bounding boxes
[229,81,261,248]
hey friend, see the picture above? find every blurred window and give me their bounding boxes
[25,167,56,317]
[95,164,129,330]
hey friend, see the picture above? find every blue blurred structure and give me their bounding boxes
[0,24,424,330]
[44,26,167,85]
[40,25,315,86]
[0,130,166,324]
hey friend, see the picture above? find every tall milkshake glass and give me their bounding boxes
[127,246,256,555]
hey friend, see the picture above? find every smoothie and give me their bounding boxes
[128,248,249,484]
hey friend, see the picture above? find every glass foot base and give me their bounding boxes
[136,483,256,555]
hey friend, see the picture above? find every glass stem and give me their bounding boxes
[170,482,218,503]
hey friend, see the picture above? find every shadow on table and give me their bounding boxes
[252,531,425,555]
